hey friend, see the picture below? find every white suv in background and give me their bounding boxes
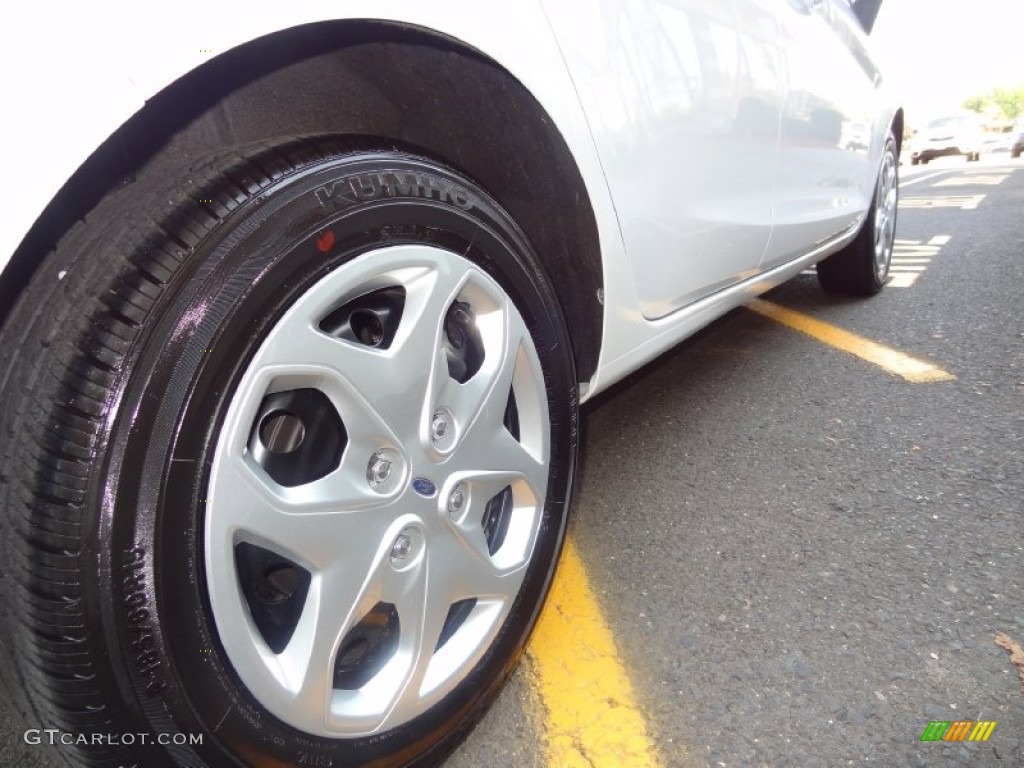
[910,114,985,164]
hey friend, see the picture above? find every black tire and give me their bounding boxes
[910,156,920,166]
[817,133,899,297]
[967,151,980,162]
[0,138,578,767]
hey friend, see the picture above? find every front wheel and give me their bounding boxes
[0,139,577,767]
[817,132,899,296]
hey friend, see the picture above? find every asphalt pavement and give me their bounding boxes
[4,156,1022,767]
[450,155,1024,768]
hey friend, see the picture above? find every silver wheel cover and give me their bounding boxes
[874,145,899,280]
[204,244,550,737]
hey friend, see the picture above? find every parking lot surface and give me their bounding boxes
[449,157,1024,768]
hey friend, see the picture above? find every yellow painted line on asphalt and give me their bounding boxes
[746,298,956,383]
[898,170,951,188]
[527,538,664,768]
[899,194,985,210]
[934,174,1009,187]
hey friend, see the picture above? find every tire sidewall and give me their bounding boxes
[94,150,577,766]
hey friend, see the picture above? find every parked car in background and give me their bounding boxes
[1012,124,1024,159]
[0,1,899,766]
[910,114,984,164]
[982,133,1012,154]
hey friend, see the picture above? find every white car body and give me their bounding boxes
[0,0,899,399]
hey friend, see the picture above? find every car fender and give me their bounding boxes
[0,2,638,396]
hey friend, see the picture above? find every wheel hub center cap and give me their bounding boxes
[411,476,438,497]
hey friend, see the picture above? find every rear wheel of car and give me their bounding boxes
[817,132,899,297]
[0,138,577,767]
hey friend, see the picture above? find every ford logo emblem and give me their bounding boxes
[412,477,437,497]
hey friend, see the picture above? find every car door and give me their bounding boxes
[760,0,880,269]
[542,0,781,320]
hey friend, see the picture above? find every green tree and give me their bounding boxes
[991,88,1024,121]
[962,88,1024,121]
[962,94,989,114]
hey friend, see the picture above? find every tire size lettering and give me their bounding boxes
[297,751,334,767]
[237,705,261,729]
[379,224,439,243]
[121,547,167,695]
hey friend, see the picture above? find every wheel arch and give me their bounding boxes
[0,19,604,383]
[891,108,905,156]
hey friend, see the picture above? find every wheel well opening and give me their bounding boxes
[892,108,905,156]
[2,20,603,383]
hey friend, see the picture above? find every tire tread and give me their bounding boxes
[0,138,331,767]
